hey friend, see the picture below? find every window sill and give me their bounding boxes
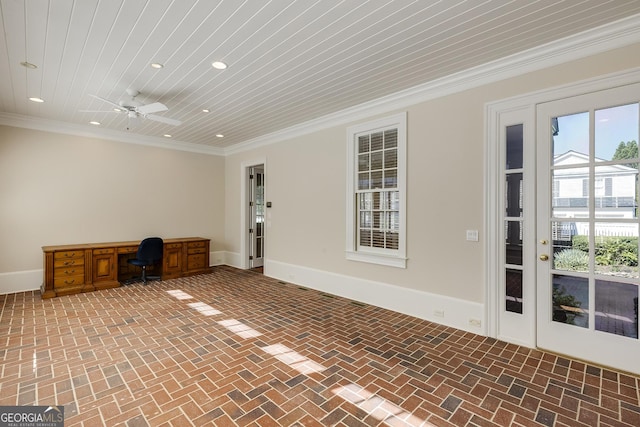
[345,251,407,268]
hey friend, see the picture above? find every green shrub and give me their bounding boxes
[570,235,638,267]
[554,248,589,271]
[572,235,588,252]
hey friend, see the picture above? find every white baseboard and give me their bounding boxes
[265,259,486,335]
[209,251,227,266]
[222,251,242,269]
[0,270,42,295]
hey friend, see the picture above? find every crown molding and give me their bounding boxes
[225,13,640,156]
[0,112,224,156]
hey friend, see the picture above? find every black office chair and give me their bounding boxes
[127,237,163,285]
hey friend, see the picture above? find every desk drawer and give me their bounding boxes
[54,274,84,287]
[54,250,83,260]
[187,254,206,270]
[55,266,83,277]
[54,257,85,268]
[187,247,207,255]
[118,246,138,254]
[165,243,183,249]
[93,248,114,255]
[187,241,207,249]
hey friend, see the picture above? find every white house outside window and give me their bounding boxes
[346,112,407,268]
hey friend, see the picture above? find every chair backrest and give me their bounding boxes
[136,237,164,263]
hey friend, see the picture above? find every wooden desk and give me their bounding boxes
[41,237,210,299]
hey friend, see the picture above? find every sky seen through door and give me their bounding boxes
[553,103,639,160]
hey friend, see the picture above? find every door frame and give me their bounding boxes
[240,158,267,270]
[485,67,640,348]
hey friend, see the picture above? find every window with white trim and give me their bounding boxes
[346,112,407,268]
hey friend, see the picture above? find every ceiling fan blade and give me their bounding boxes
[89,94,123,110]
[146,114,182,126]
[136,102,167,114]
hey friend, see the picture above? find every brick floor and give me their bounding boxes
[1,266,639,426]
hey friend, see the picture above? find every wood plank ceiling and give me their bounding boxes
[1,0,639,150]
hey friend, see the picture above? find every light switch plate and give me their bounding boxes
[466,230,479,241]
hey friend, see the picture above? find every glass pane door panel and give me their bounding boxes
[506,124,523,169]
[594,223,639,278]
[552,112,589,158]
[551,221,588,273]
[552,274,589,328]
[505,173,523,216]
[506,268,523,314]
[505,221,523,265]
[552,169,589,215]
[595,103,639,161]
[595,279,638,339]
[593,166,637,217]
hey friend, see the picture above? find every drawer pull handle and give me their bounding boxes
[64,270,76,274]
[65,252,75,257]
[64,261,76,266]
[64,279,75,285]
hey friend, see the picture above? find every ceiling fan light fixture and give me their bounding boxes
[28,97,44,103]
[151,63,164,69]
[211,61,227,70]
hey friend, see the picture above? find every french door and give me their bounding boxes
[248,165,265,268]
[536,84,640,373]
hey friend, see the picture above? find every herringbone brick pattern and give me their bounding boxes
[0,266,639,426]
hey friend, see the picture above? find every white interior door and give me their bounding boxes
[536,83,640,374]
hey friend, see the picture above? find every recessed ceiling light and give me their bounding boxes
[216,134,224,138]
[89,121,101,125]
[113,108,122,112]
[151,63,164,69]
[28,97,44,103]
[20,61,37,69]
[211,61,227,70]
[163,134,172,138]
[202,109,210,113]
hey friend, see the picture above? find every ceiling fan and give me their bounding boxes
[81,88,182,128]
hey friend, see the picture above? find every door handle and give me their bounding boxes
[539,254,549,261]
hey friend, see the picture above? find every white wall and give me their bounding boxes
[0,125,225,292]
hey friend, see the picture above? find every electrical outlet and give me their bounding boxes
[468,318,481,328]
[434,310,444,318]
